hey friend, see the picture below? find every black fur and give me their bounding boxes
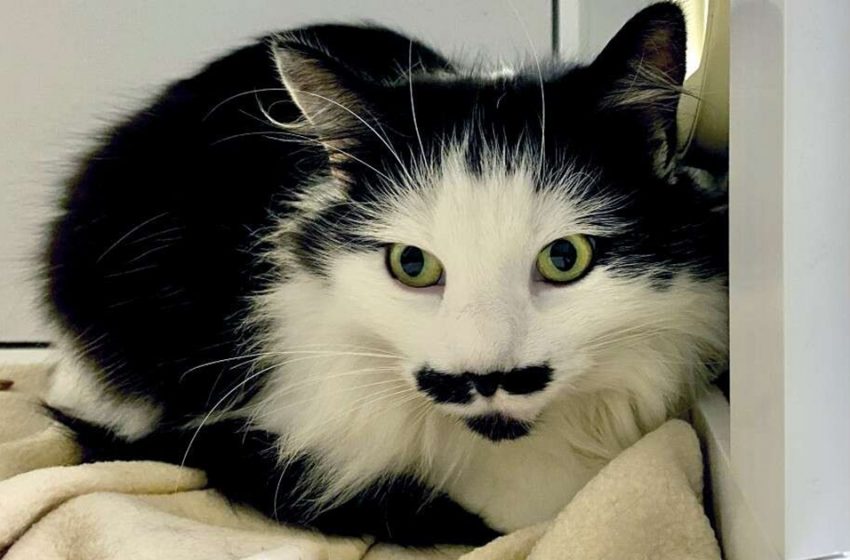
[464,414,533,442]
[48,408,498,546]
[416,365,553,404]
[279,6,725,286]
[46,25,451,420]
[45,24,497,546]
[44,4,723,547]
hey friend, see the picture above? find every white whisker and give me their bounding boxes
[505,0,546,170]
[202,87,288,121]
[283,88,418,186]
[408,39,425,159]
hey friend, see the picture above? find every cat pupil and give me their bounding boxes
[400,246,425,276]
[550,240,577,271]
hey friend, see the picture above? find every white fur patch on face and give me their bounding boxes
[250,145,727,530]
[307,149,632,413]
[45,337,162,441]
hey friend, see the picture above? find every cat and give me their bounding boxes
[43,2,728,547]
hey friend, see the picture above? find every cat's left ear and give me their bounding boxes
[589,2,687,176]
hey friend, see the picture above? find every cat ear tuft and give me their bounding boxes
[590,2,688,175]
[592,2,687,106]
[270,35,374,152]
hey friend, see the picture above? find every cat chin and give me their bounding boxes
[464,413,533,442]
[435,397,545,440]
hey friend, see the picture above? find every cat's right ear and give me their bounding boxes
[587,2,688,177]
[271,34,378,156]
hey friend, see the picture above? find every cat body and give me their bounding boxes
[44,3,727,546]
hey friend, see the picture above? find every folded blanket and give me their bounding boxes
[0,360,721,560]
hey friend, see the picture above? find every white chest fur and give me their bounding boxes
[434,418,606,531]
[250,348,617,533]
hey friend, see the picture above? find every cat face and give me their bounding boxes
[258,4,728,444]
[276,147,725,443]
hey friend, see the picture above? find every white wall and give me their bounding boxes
[783,1,850,557]
[729,0,785,554]
[587,0,654,59]
[0,0,551,341]
[731,0,850,557]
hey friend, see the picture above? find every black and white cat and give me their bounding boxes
[43,2,727,547]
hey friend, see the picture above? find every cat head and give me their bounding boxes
[260,3,727,445]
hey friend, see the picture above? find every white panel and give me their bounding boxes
[729,0,785,555]
[694,389,778,560]
[557,1,581,59]
[732,1,850,558]
[0,0,551,341]
[784,1,850,557]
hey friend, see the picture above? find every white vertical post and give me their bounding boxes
[567,0,850,557]
[783,1,850,558]
[557,0,582,59]
[729,0,786,555]
[732,0,850,558]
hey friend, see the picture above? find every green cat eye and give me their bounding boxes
[387,244,444,288]
[536,235,594,283]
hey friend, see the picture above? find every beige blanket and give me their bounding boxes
[0,361,721,560]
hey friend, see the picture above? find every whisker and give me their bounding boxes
[249,366,402,409]
[505,0,546,170]
[180,364,403,469]
[124,242,178,265]
[124,226,184,247]
[96,212,168,264]
[278,384,419,447]
[282,88,416,185]
[202,87,288,121]
[179,348,401,381]
[203,357,398,419]
[408,39,425,158]
[250,376,409,423]
[263,131,394,182]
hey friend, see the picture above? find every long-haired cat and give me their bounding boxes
[43,2,727,546]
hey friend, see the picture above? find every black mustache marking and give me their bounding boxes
[415,368,474,404]
[415,364,552,404]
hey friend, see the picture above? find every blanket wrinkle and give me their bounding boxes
[0,361,721,560]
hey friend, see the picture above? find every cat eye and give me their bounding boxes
[386,244,444,288]
[536,235,594,284]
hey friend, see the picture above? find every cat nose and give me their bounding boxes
[467,372,501,397]
[464,365,552,397]
[415,364,553,404]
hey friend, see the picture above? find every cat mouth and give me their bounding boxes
[464,413,532,441]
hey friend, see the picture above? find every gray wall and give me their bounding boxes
[0,0,551,340]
